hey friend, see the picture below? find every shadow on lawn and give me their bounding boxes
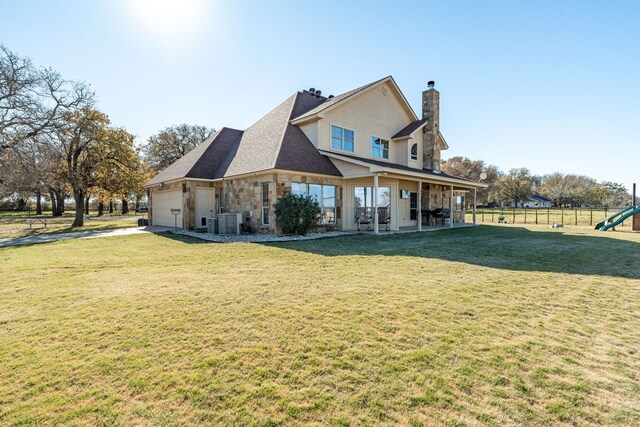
[265,226,640,279]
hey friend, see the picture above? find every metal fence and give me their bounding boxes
[465,207,631,227]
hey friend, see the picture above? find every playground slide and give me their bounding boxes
[597,205,640,231]
[594,205,635,230]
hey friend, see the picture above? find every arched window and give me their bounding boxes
[410,143,418,161]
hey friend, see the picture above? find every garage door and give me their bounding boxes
[152,189,183,227]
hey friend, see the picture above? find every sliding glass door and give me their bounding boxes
[354,186,391,221]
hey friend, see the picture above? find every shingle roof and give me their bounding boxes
[144,128,244,186]
[188,128,244,180]
[392,119,427,138]
[531,194,552,202]
[144,91,341,187]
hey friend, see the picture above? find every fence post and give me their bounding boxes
[524,208,527,224]
[547,208,550,224]
[512,208,515,224]
[575,208,578,226]
[561,208,564,224]
[482,209,484,222]
[535,209,538,224]
[590,209,593,226]
[492,209,494,223]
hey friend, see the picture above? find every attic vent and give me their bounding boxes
[315,90,322,96]
[328,95,334,98]
[309,87,315,93]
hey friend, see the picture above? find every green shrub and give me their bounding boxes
[274,192,321,235]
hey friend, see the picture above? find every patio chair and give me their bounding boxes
[376,207,391,231]
[355,214,373,231]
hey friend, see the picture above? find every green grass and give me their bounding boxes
[1,225,639,425]
[0,210,141,219]
[466,208,633,228]
[0,214,140,239]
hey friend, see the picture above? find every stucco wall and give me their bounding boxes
[305,82,417,165]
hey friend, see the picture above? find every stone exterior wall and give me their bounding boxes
[422,87,441,172]
[221,175,275,233]
[419,183,465,224]
[276,173,344,233]
[221,172,344,234]
[149,175,466,231]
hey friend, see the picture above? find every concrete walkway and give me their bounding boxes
[0,226,172,248]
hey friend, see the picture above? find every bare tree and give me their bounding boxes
[0,44,93,153]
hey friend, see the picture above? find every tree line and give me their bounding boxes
[0,45,215,226]
[442,157,632,208]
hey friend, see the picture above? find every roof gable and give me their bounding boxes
[223,94,295,177]
[275,124,341,176]
[291,76,418,124]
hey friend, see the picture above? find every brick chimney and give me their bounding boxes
[422,81,441,172]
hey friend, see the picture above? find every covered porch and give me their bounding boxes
[326,153,488,234]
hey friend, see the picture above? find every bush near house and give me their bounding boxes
[274,192,321,235]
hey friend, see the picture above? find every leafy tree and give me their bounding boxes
[274,192,320,235]
[496,168,533,207]
[50,108,138,226]
[441,156,501,206]
[599,182,630,208]
[144,124,215,171]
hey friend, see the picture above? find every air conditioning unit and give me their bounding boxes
[206,217,219,234]
[218,213,242,235]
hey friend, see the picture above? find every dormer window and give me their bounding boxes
[331,125,354,152]
[371,136,389,159]
[410,143,418,161]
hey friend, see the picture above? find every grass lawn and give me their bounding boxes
[466,208,633,228]
[0,214,141,239]
[1,225,639,426]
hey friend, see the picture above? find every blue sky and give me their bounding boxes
[2,0,639,189]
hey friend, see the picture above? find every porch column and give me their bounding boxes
[417,181,422,231]
[450,185,454,228]
[373,174,379,234]
[473,188,477,225]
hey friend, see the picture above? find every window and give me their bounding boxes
[372,136,389,159]
[322,185,336,224]
[410,143,418,161]
[331,125,354,152]
[291,182,337,224]
[456,195,463,211]
[410,192,418,220]
[354,186,391,221]
[262,182,269,225]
